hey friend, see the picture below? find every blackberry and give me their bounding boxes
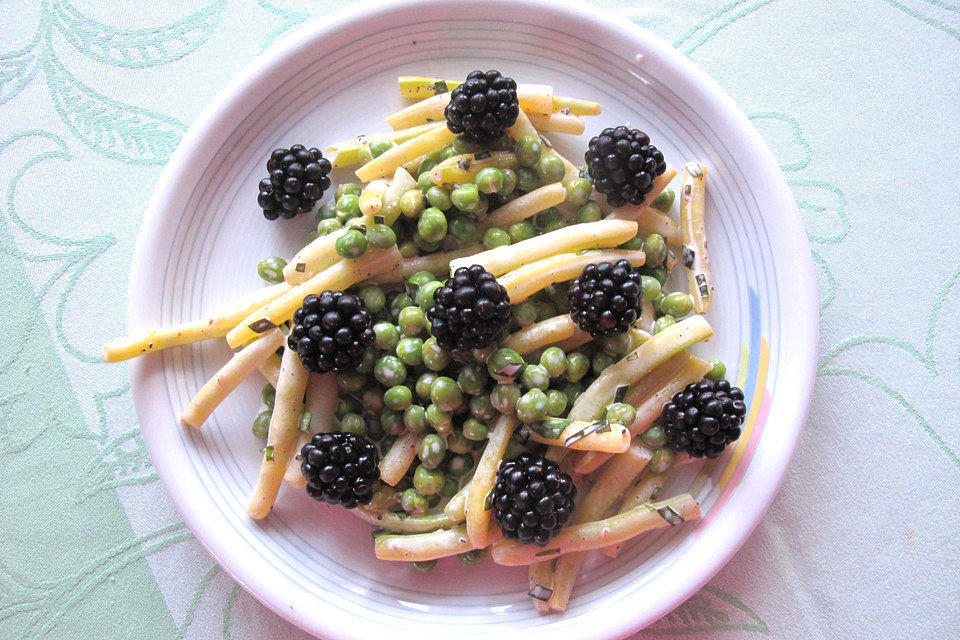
[584,126,666,207]
[258,144,331,220]
[493,453,576,546]
[288,291,374,373]
[444,70,520,143]
[300,432,380,508]
[427,265,512,351]
[661,378,746,458]
[568,260,644,338]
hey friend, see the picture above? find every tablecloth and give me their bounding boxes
[1,0,957,638]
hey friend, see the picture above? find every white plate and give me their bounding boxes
[129,1,818,638]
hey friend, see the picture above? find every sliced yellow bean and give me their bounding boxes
[450,219,638,276]
[284,371,338,486]
[502,315,576,354]
[482,183,566,230]
[101,283,287,362]
[397,77,599,115]
[379,430,420,487]
[356,125,455,182]
[467,414,518,548]
[498,249,645,303]
[374,525,502,562]
[525,419,631,453]
[429,152,518,186]
[527,112,585,135]
[680,162,712,312]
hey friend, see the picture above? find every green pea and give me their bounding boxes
[417,280,443,311]
[395,337,424,367]
[381,409,405,436]
[335,193,361,219]
[257,256,286,283]
[336,372,366,393]
[451,134,483,155]
[641,423,667,448]
[417,171,436,193]
[415,372,437,400]
[487,348,525,383]
[566,351,590,382]
[398,405,424,434]
[457,363,487,395]
[512,300,537,326]
[458,548,487,566]
[643,265,669,286]
[649,447,675,474]
[564,177,593,207]
[661,292,694,318]
[366,223,396,249]
[475,167,505,194]
[541,219,566,233]
[516,135,542,167]
[373,322,400,352]
[422,336,451,371]
[621,232,645,251]
[361,347,382,376]
[417,434,447,469]
[412,559,437,572]
[426,404,452,434]
[398,306,427,336]
[260,384,276,409]
[535,302,557,322]
[490,383,522,413]
[426,186,452,211]
[446,215,477,243]
[501,169,518,196]
[390,292,415,318]
[545,389,568,417]
[461,418,489,441]
[539,347,568,378]
[606,402,637,426]
[430,376,463,412]
[450,183,480,212]
[641,275,662,302]
[335,182,362,200]
[252,410,271,439]
[400,189,426,219]
[368,138,394,158]
[446,452,474,477]
[472,193,490,217]
[336,396,360,418]
[507,220,536,244]
[469,394,498,423]
[316,218,343,237]
[578,200,602,223]
[591,351,617,376]
[398,239,419,259]
[417,207,448,243]
[315,201,337,223]
[335,228,368,259]
[651,188,675,213]
[379,435,397,456]
[382,385,412,412]
[355,285,384,315]
[516,166,541,192]
[653,315,676,334]
[516,389,549,423]
[561,381,582,405]
[639,233,666,266]
[536,155,566,184]
[440,145,458,161]
[374,355,407,386]
[706,358,727,381]
[340,412,366,435]
[413,465,445,495]
[446,430,472,454]
[521,364,550,390]
[417,157,438,176]
[440,476,460,497]
[533,207,561,231]
[401,488,428,514]
[482,227,511,249]
[407,270,435,289]
[602,333,633,356]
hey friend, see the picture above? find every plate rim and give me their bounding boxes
[128,0,819,638]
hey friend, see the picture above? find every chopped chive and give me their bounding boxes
[484,490,494,510]
[432,80,448,94]
[528,584,554,601]
[682,246,696,268]
[295,262,306,272]
[474,151,492,160]
[264,445,275,462]
[614,384,629,403]
[374,215,385,225]
[657,505,685,525]
[299,411,312,432]
[534,548,561,557]
[248,318,277,333]
[696,273,710,298]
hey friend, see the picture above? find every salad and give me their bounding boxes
[103,70,746,613]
